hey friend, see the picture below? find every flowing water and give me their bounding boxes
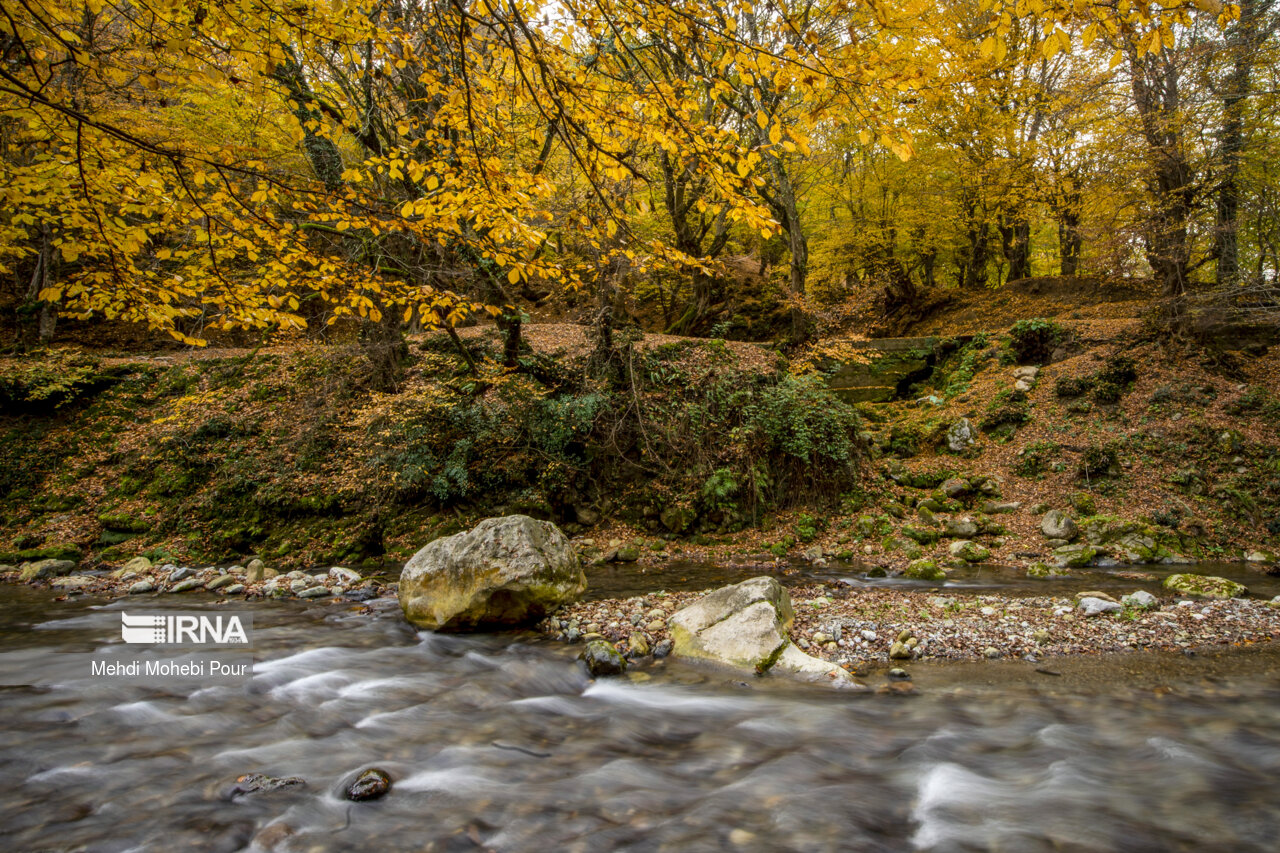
[3,584,1280,852]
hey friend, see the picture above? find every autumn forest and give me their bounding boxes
[3,0,1277,358]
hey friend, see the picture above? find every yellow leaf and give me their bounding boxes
[507,267,521,284]
[769,123,782,145]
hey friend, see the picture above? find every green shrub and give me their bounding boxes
[1054,376,1092,398]
[1097,354,1137,387]
[1013,440,1060,479]
[1070,492,1097,515]
[981,388,1031,434]
[1093,381,1123,404]
[1007,318,1066,364]
[0,350,103,411]
[1079,442,1120,478]
[795,513,822,543]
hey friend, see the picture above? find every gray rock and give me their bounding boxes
[653,639,673,658]
[297,586,330,599]
[329,566,361,584]
[801,545,825,562]
[1013,366,1040,381]
[943,519,979,539]
[51,575,95,590]
[117,556,153,577]
[18,559,77,582]
[1041,510,1078,541]
[128,579,155,594]
[170,578,202,593]
[981,501,1022,514]
[1078,596,1122,616]
[940,477,969,498]
[169,567,195,582]
[223,584,245,595]
[668,577,852,683]
[580,639,627,676]
[245,559,266,584]
[400,515,586,631]
[947,418,975,453]
[1122,590,1158,610]
[226,773,305,800]
[206,574,237,591]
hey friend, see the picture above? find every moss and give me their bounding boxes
[904,558,945,581]
[0,543,83,564]
[1163,573,1246,599]
[97,512,152,533]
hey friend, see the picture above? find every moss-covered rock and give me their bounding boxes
[1052,543,1099,568]
[580,640,627,677]
[898,525,936,545]
[1162,573,1246,599]
[18,558,77,581]
[948,540,990,562]
[97,512,152,533]
[1026,562,1069,579]
[904,558,946,581]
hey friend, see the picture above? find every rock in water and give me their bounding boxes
[667,577,855,684]
[224,773,305,800]
[18,559,77,582]
[1163,573,1247,599]
[344,768,392,802]
[580,639,627,676]
[399,515,586,630]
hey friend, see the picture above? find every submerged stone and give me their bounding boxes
[580,639,627,677]
[345,768,392,802]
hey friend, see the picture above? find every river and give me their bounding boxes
[2,584,1279,852]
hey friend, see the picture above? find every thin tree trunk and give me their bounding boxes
[1129,50,1195,299]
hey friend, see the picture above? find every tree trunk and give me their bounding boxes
[26,224,58,344]
[497,309,522,369]
[1056,189,1083,276]
[359,312,407,392]
[1000,216,1032,281]
[1129,50,1195,299]
[960,193,990,289]
[1214,0,1268,286]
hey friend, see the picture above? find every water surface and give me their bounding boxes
[2,586,1279,851]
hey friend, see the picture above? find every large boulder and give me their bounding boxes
[19,559,77,582]
[668,577,854,684]
[399,516,586,630]
[1040,510,1077,541]
[1163,573,1246,600]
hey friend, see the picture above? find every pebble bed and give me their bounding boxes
[540,583,1280,667]
[11,562,1280,669]
[2,562,386,603]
